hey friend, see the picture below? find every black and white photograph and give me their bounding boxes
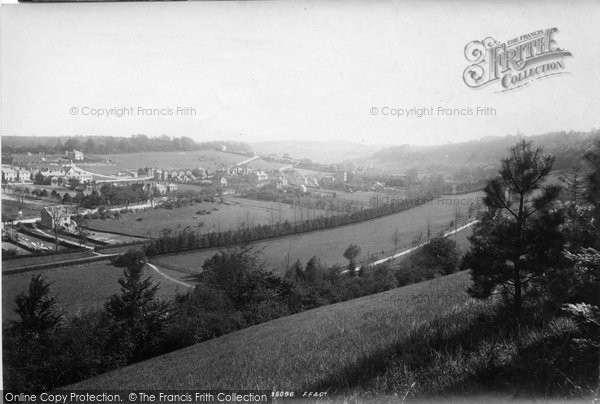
[1,0,599,402]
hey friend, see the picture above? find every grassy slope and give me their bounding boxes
[69,271,492,390]
[69,271,591,399]
[2,262,185,323]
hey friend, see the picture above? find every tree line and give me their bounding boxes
[1,135,254,156]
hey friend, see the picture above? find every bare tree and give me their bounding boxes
[46,206,69,251]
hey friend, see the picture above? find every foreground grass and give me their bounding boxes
[70,272,493,390]
[69,270,597,400]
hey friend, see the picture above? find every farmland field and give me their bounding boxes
[2,261,188,323]
[86,197,328,237]
[1,197,45,219]
[68,271,494,390]
[84,150,288,175]
[312,188,411,205]
[2,250,95,272]
[1,241,29,255]
[151,191,484,275]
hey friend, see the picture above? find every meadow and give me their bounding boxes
[84,150,287,175]
[86,198,328,238]
[2,261,187,323]
[151,192,483,275]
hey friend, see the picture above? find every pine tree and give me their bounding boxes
[343,244,362,273]
[13,275,62,336]
[463,140,564,320]
[105,257,170,361]
[584,140,600,208]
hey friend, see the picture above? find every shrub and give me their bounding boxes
[111,249,147,268]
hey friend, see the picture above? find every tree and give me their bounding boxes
[392,227,401,250]
[407,167,419,184]
[418,234,460,275]
[463,140,564,320]
[343,244,362,272]
[584,139,600,208]
[73,215,89,246]
[62,192,72,204]
[46,205,68,251]
[68,177,81,191]
[198,247,291,323]
[559,166,586,204]
[105,255,170,361]
[13,275,62,336]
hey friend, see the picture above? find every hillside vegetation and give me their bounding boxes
[69,272,490,390]
[69,271,594,400]
[359,130,600,173]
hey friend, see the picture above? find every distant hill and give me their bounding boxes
[252,140,386,164]
[356,130,600,174]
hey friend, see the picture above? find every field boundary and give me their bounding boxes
[84,226,151,239]
[2,253,118,276]
[361,220,479,271]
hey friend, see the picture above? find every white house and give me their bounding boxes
[1,167,17,182]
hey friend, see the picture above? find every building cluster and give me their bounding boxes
[1,165,31,183]
[2,150,87,186]
[32,166,93,187]
[1,163,95,188]
[135,165,278,189]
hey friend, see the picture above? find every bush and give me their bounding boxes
[2,248,19,259]
[111,249,147,268]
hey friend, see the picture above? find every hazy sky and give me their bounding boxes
[1,0,599,146]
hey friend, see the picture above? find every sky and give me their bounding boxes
[1,0,599,146]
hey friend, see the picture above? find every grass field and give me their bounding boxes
[151,192,483,275]
[86,197,328,237]
[316,189,411,204]
[1,197,44,219]
[2,261,187,324]
[85,150,288,175]
[1,251,95,272]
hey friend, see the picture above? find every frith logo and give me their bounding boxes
[463,28,572,92]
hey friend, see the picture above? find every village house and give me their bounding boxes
[71,150,84,161]
[1,167,17,182]
[34,169,66,186]
[213,176,228,187]
[40,206,72,229]
[153,183,167,195]
[335,171,348,183]
[10,167,32,182]
[50,176,63,188]
[247,170,269,184]
[63,167,92,183]
[272,175,289,190]
[192,167,207,179]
